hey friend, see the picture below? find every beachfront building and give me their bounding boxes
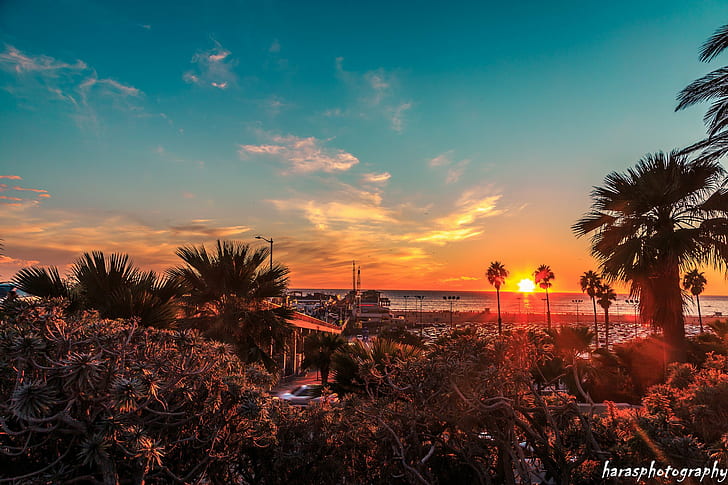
[356,290,393,326]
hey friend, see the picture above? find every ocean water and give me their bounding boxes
[291,289,728,318]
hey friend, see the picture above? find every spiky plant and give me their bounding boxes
[0,301,279,483]
[12,251,179,327]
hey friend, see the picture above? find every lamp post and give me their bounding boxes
[415,295,425,337]
[403,295,410,325]
[571,299,583,325]
[626,299,640,338]
[443,295,460,329]
[255,235,273,270]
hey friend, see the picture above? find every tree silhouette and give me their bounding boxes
[169,240,291,368]
[534,264,555,329]
[683,269,707,333]
[579,270,602,349]
[596,283,617,350]
[12,252,178,327]
[573,151,728,362]
[302,332,347,385]
[486,261,509,335]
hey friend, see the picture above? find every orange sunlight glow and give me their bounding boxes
[517,279,536,293]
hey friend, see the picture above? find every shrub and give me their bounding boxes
[0,302,277,484]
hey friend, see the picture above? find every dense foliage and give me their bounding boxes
[5,300,728,484]
[0,302,277,484]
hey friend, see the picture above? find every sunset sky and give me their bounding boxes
[2,1,728,293]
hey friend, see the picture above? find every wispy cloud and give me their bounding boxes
[269,39,281,53]
[0,45,87,74]
[0,255,40,272]
[441,276,480,282]
[406,189,503,245]
[429,152,453,167]
[0,45,143,128]
[260,95,290,116]
[361,172,392,183]
[239,133,359,174]
[168,222,250,238]
[270,199,395,230]
[0,175,22,180]
[0,206,255,277]
[429,150,470,184]
[268,179,394,230]
[333,58,413,133]
[388,102,412,132]
[183,40,236,89]
[436,190,502,227]
[0,182,52,206]
[446,160,470,184]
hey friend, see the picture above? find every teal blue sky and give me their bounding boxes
[1,0,727,291]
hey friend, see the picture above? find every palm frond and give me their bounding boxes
[12,266,70,298]
[700,23,728,62]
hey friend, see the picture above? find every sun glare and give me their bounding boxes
[517,279,536,293]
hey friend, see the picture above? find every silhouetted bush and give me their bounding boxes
[0,302,277,483]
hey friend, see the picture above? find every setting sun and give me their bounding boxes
[517,279,536,293]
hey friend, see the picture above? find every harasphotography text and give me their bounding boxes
[601,460,728,482]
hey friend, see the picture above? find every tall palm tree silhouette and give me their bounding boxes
[596,283,617,350]
[579,270,602,348]
[573,151,728,362]
[486,261,509,335]
[534,264,555,329]
[683,269,707,333]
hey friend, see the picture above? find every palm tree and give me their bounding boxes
[683,269,708,333]
[302,332,347,385]
[579,270,602,348]
[486,261,509,335]
[544,326,595,402]
[12,251,178,327]
[676,22,728,160]
[332,338,423,394]
[596,283,617,350]
[168,240,292,368]
[573,151,728,362]
[534,264,555,329]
